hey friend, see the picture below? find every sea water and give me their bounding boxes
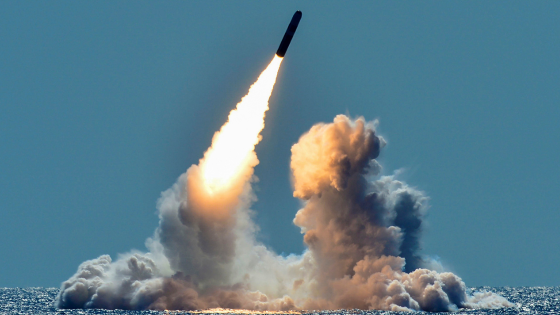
[1,287,559,314]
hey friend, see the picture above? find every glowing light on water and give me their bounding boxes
[191,308,302,314]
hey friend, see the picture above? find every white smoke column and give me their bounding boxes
[159,55,284,287]
[56,56,289,310]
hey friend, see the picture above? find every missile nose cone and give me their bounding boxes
[276,11,302,57]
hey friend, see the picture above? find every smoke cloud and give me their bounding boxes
[56,58,512,312]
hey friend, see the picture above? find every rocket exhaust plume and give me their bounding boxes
[56,11,513,312]
[200,56,282,195]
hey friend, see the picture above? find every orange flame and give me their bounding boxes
[199,56,283,194]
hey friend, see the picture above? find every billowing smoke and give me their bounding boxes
[56,58,513,312]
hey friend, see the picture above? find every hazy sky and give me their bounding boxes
[1,1,559,288]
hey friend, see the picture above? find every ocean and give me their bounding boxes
[1,287,558,314]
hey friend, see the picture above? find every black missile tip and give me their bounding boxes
[276,11,302,57]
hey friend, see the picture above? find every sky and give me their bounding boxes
[1,1,559,288]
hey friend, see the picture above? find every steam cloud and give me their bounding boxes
[56,58,512,312]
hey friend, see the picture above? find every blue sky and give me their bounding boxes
[1,1,559,288]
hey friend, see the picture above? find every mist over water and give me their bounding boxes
[56,58,512,312]
[4,287,558,314]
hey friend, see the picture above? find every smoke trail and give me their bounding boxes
[56,59,513,311]
[56,56,293,310]
[157,55,283,289]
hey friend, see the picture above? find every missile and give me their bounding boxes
[276,11,302,57]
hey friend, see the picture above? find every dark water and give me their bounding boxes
[1,287,559,314]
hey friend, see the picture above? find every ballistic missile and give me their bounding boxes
[276,11,302,57]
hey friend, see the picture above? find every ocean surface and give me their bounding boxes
[1,287,558,315]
